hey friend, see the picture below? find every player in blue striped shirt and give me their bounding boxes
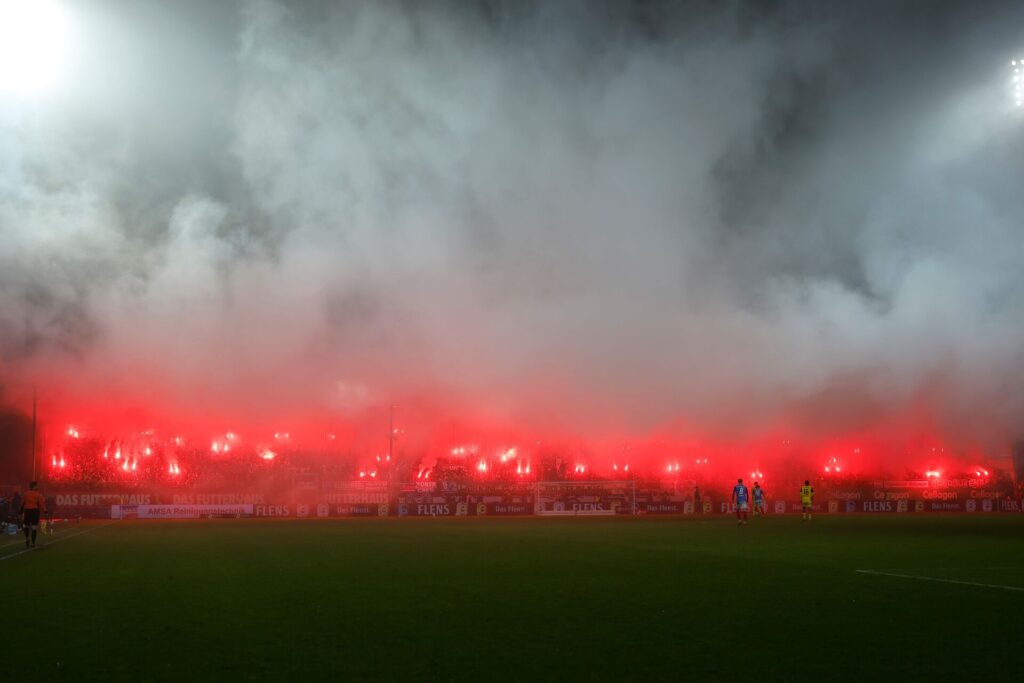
[732,478,749,526]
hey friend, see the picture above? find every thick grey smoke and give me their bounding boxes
[1,0,1023,453]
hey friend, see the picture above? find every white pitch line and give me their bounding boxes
[0,537,30,549]
[856,569,1024,593]
[0,532,61,549]
[0,523,77,549]
[0,522,116,562]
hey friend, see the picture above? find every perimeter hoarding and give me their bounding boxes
[398,497,462,516]
[251,503,386,517]
[50,476,1022,519]
[637,501,690,514]
[818,479,1012,513]
[57,492,155,518]
[111,504,254,519]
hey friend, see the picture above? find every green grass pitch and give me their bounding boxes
[2,515,1022,681]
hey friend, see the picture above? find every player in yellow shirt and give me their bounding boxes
[800,480,814,521]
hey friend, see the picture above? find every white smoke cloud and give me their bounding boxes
[1,0,1023,455]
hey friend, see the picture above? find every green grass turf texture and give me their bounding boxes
[2,515,1022,681]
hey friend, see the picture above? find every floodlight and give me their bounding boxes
[0,0,73,96]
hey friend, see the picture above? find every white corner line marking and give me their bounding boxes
[856,569,1024,592]
[0,522,117,562]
